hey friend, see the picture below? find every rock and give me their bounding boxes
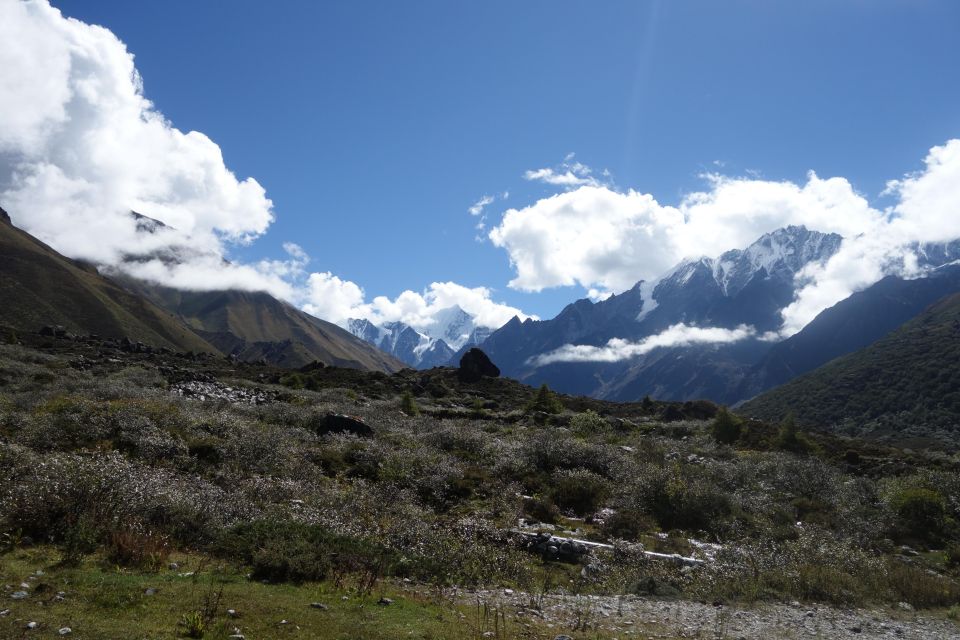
[227,608,239,617]
[309,602,328,610]
[849,626,862,633]
[315,413,374,437]
[377,597,393,606]
[0,206,9,224]
[0,609,9,616]
[504,588,514,595]
[554,636,574,640]
[144,588,157,596]
[458,348,500,383]
[897,601,914,611]
[168,562,179,571]
[11,591,28,600]
[58,628,72,636]
[26,621,38,629]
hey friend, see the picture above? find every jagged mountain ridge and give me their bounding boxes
[465,227,960,405]
[468,226,844,402]
[347,305,491,369]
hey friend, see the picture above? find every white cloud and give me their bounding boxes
[468,195,494,216]
[302,278,535,334]
[490,174,880,294]
[530,323,758,366]
[523,154,608,189]
[780,139,960,334]
[0,1,536,341]
[0,0,273,273]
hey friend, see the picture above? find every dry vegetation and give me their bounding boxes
[2,331,960,637]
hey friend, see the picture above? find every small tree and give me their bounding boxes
[526,384,563,415]
[775,413,813,454]
[399,390,420,417]
[710,407,742,444]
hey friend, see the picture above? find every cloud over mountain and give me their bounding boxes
[0,0,530,334]
[530,323,759,366]
[491,141,960,335]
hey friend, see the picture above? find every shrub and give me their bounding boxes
[889,487,947,543]
[602,509,654,541]
[523,496,561,525]
[711,407,742,444]
[216,520,394,584]
[570,410,607,434]
[549,468,610,517]
[106,523,171,571]
[399,390,420,416]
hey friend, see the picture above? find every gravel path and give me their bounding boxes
[460,590,960,639]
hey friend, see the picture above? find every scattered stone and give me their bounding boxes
[554,636,574,640]
[504,588,514,595]
[58,628,72,636]
[227,608,239,617]
[897,601,914,611]
[168,562,179,571]
[171,380,274,405]
[0,609,9,616]
[11,591,28,600]
[309,602,328,610]
[849,625,862,633]
[26,621,38,629]
[377,597,394,606]
[458,348,500,383]
[144,588,157,596]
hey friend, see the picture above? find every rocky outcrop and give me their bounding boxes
[0,206,10,224]
[314,413,374,437]
[458,348,500,383]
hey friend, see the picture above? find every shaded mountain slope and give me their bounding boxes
[0,208,216,353]
[741,292,960,444]
[120,282,405,372]
[737,265,960,401]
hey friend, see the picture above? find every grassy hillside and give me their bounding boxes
[741,292,960,446]
[0,216,216,354]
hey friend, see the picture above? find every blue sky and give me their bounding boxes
[10,0,960,326]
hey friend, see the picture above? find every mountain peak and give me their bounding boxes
[0,206,9,225]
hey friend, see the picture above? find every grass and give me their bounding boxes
[0,547,524,640]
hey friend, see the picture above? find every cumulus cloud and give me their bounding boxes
[302,277,535,335]
[0,1,536,337]
[0,0,273,273]
[530,323,759,366]
[493,141,960,336]
[780,139,960,334]
[490,174,880,294]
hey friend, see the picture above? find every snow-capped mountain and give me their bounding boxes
[347,305,488,369]
[468,226,850,402]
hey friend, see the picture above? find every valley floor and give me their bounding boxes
[2,547,958,640]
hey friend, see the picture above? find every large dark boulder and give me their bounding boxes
[458,348,500,383]
[314,413,374,437]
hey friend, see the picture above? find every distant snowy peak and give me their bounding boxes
[428,305,478,350]
[346,306,492,369]
[656,226,843,300]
